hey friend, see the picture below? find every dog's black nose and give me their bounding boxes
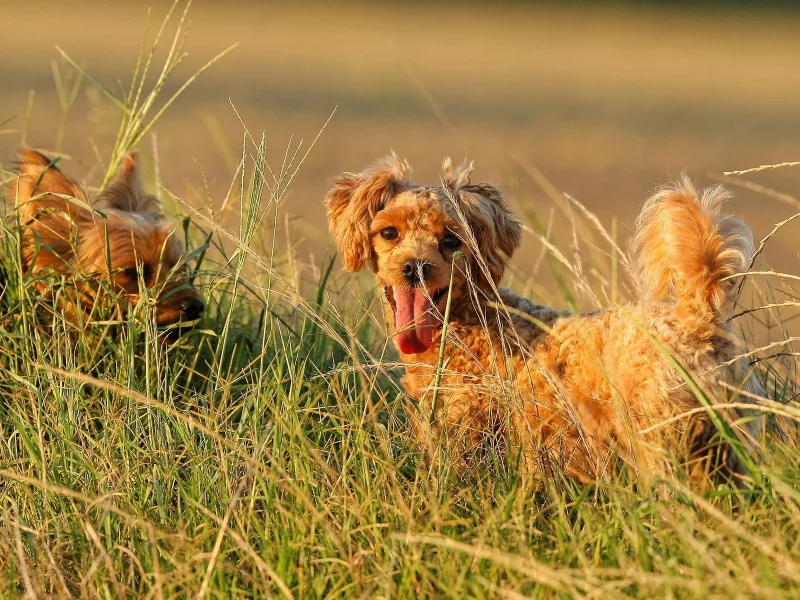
[401,260,431,285]
[180,297,204,320]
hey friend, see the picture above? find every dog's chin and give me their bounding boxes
[157,329,182,346]
[156,319,201,346]
[383,284,448,355]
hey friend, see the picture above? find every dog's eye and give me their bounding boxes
[380,227,399,241]
[122,265,153,284]
[441,234,462,250]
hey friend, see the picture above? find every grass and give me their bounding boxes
[1,3,800,598]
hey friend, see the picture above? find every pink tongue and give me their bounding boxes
[393,286,433,354]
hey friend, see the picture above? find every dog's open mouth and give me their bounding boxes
[384,285,448,355]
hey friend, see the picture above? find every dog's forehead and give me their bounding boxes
[372,187,455,237]
[384,187,457,226]
[103,212,182,262]
[392,187,448,206]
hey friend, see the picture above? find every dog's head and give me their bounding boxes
[13,148,204,333]
[324,153,521,354]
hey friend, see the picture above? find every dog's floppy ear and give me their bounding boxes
[12,148,94,272]
[94,151,164,220]
[443,158,521,285]
[324,152,411,272]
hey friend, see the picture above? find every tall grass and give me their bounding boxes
[1,4,800,598]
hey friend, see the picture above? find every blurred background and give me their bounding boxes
[2,0,800,286]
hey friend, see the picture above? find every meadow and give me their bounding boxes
[1,1,800,598]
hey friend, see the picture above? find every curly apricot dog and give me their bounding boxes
[325,154,762,483]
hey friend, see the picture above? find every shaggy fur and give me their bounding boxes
[325,154,762,483]
[11,148,203,336]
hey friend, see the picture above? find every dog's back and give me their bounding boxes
[506,178,762,482]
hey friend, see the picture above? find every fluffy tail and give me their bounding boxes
[632,176,754,321]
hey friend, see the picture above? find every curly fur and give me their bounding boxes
[325,152,412,272]
[326,155,763,484]
[633,176,754,320]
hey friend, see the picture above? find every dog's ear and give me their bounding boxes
[95,151,164,220]
[324,152,411,272]
[12,148,94,272]
[13,148,89,215]
[443,158,521,285]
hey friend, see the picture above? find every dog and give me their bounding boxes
[325,154,763,483]
[11,148,204,339]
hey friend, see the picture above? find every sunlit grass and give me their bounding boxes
[1,3,799,598]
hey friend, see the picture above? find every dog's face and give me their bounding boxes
[13,149,204,332]
[325,154,521,354]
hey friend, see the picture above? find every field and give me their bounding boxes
[1,1,800,598]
